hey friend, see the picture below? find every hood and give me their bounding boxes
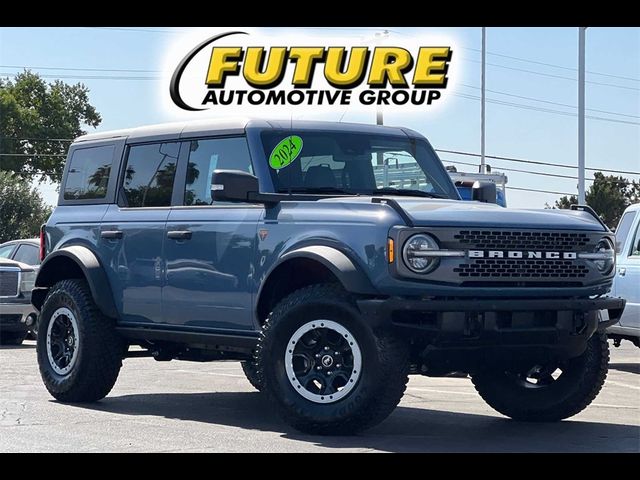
[321,196,607,231]
[0,259,35,271]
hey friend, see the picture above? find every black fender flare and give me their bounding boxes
[33,246,118,318]
[272,245,377,295]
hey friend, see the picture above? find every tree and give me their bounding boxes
[0,71,101,183]
[551,172,640,228]
[0,171,52,243]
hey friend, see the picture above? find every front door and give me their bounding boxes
[100,141,180,325]
[163,137,261,331]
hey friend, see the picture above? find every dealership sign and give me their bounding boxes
[168,31,455,113]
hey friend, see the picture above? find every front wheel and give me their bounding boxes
[472,333,609,422]
[241,360,263,391]
[257,284,409,435]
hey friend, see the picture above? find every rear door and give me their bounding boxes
[100,141,180,325]
[616,213,640,329]
[163,136,261,330]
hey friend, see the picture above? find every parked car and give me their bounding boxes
[0,238,41,339]
[608,203,640,347]
[0,259,37,345]
[31,119,624,434]
[0,239,41,267]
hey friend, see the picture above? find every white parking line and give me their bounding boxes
[172,370,245,378]
[605,379,640,391]
[409,387,477,396]
[591,403,639,409]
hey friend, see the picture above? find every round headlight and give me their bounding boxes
[402,234,440,273]
[593,237,614,274]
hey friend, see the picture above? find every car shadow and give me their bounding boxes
[609,363,640,375]
[71,391,640,452]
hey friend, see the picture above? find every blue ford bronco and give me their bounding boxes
[32,119,625,434]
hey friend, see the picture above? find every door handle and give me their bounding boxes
[167,230,193,240]
[618,268,626,277]
[101,230,123,240]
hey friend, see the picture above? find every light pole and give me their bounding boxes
[578,27,587,204]
[480,27,487,174]
[375,30,389,126]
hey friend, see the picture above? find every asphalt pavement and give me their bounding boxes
[1,340,638,452]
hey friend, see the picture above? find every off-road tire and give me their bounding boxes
[0,331,26,346]
[37,279,123,402]
[257,283,409,435]
[472,333,609,422]
[241,359,263,391]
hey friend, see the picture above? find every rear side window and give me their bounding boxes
[63,145,115,200]
[12,244,39,265]
[615,211,636,254]
[122,142,180,208]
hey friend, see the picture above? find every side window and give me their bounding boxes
[615,211,636,254]
[631,221,640,257]
[185,138,252,206]
[63,145,115,200]
[12,244,39,265]
[122,142,180,208]
[0,245,15,259]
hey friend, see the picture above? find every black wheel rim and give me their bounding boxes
[46,307,79,375]
[285,320,362,404]
[511,363,565,389]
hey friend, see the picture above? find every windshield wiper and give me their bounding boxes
[281,187,355,195]
[372,188,446,199]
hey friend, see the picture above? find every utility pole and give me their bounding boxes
[578,27,587,204]
[374,30,389,127]
[480,27,487,174]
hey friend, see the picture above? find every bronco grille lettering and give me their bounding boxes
[467,250,578,259]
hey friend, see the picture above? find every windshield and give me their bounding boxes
[261,131,459,199]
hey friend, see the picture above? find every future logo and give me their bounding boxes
[169,31,453,112]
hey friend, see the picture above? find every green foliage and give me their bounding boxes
[0,71,101,183]
[552,172,640,228]
[0,171,52,243]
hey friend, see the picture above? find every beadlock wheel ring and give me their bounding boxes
[284,320,362,404]
[46,307,79,376]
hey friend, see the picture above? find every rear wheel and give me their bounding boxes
[37,279,124,402]
[472,333,609,421]
[257,284,409,435]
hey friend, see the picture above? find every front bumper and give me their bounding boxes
[357,296,625,365]
[0,301,36,333]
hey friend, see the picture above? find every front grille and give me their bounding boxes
[454,258,589,278]
[454,230,590,251]
[0,270,19,297]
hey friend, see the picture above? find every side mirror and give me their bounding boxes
[211,170,259,203]
[472,181,497,204]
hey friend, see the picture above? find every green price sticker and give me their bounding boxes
[269,135,303,170]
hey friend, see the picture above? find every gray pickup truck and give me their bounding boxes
[1,259,37,345]
[31,119,625,434]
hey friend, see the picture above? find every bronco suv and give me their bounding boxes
[32,119,625,434]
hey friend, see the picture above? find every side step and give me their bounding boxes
[116,326,259,353]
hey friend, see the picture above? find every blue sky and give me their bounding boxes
[1,26,638,208]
